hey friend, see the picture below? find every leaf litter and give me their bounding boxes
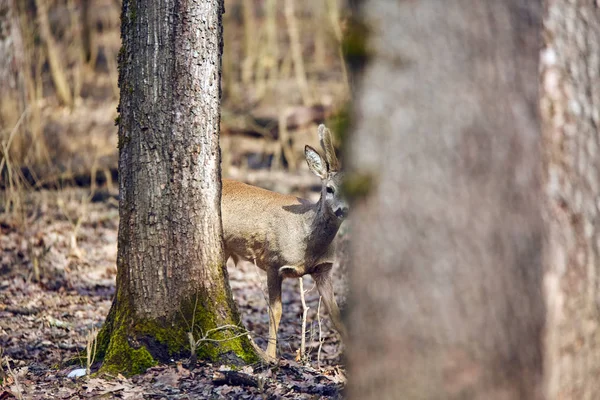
[0,188,347,399]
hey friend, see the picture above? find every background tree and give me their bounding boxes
[97,0,257,374]
[542,1,600,398]
[0,0,28,167]
[345,1,544,398]
[34,0,73,108]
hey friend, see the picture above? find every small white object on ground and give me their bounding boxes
[67,368,87,378]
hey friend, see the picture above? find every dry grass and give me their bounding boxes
[1,0,349,210]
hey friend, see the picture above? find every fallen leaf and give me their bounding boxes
[154,369,181,388]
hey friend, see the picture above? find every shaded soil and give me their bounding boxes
[0,187,347,399]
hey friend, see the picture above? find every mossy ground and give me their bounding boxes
[96,288,259,376]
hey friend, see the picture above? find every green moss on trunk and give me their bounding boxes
[102,324,157,375]
[97,288,258,376]
[95,303,115,361]
[96,300,157,375]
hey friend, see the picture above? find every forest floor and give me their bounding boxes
[0,187,347,399]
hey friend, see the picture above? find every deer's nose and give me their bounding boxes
[335,207,349,219]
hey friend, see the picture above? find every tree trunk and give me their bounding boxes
[80,0,97,66]
[97,0,257,375]
[241,0,256,85]
[265,0,279,85]
[0,0,27,154]
[34,0,73,108]
[346,1,544,399]
[542,2,600,398]
[284,0,312,105]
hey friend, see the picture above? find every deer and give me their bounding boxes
[221,124,348,360]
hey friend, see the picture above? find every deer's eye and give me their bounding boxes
[326,186,335,195]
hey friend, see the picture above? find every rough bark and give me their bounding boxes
[346,1,544,399]
[98,0,257,375]
[541,2,600,398]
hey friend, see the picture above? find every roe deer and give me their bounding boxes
[222,124,348,360]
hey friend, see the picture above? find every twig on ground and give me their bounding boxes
[317,296,324,369]
[298,277,309,363]
[86,327,97,375]
[3,357,24,400]
[186,294,200,367]
[194,324,250,346]
[212,370,258,387]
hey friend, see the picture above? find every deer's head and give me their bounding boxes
[305,125,349,220]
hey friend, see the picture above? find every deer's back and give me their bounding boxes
[221,179,313,269]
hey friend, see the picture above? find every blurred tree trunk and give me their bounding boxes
[312,1,327,69]
[80,0,97,66]
[265,0,279,85]
[34,0,73,107]
[326,0,349,97]
[346,1,544,399]
[0,0,27,144]
[284,0,312,105]
[97,0,257,375]
[542,2,600,398]
[241,0,256,84]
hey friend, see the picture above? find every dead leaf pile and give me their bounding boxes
[0,188,346,399]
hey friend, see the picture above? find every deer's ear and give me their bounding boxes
[318,124,340,172]
[305,145,327,179]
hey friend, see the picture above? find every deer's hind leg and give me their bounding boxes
[312,264,347,341]
[266,268,283,359]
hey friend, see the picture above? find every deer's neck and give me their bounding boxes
[305,195,342,260]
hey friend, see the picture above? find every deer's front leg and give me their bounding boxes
[266,268,283,359]
[312,264,347,341]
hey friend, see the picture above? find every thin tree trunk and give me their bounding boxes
[542,1,600,398]
[67,0,83,104]
[0,0,28,166]
[312,1,327,70]
[241,0,256,85]
[265,0,279,85]
[284,0,312,105]
[326,0,349,97]
[35,0,73,108]
[97,0,257,375]
[80,0,97,66]
[347,1,544,399]
[0,0,27,129]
